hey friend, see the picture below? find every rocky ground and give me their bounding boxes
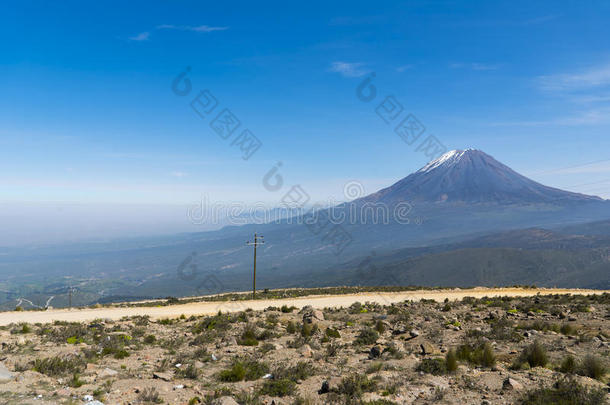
[0,293,609,404]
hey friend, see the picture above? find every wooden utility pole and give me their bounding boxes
[246,233,264,299]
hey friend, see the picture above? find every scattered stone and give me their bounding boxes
[300,344,313,358]
[303,308,325,323]
[392,322,409,335]
[98,368,118,378]
[0,362,15,382]
[318,380,330,394]
[369,345,382,359]
[420,341,436,355]
[503,378,523,391]
[409,330,420,338]
[152,371,173,382]
[212,396,239,405]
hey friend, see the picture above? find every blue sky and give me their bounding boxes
[2,0,610,230]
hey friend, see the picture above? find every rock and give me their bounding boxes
[392,322,409,335]
[503,378,523,391]
[409,330,420,338]
[212,396,239,405]
[303,308,325,323]
[300,344,314,358]
[55,388,71,396]
[153,371,173,381]
[0,362,15,382]
[420,341,436,355]
[559,312,567,319]
[369,345,382,359]
[318,380,330,394]
[98,368,118,378]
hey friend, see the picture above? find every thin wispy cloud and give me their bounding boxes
[329,61,369,78]
[396,64,414,72]
[171,171,189,178]
[538,62,610,91]
[450,62,500,71]
[157,24,229,32]
[129,32,150,41]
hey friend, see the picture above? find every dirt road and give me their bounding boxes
[0,287,606,326]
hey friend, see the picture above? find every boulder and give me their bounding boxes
[152,371,173,382]
[420,341,437,355]
[303,308,325,324]
[0,362,15,382]
[503,378,523,391]
[369,345,382,359]
[98,368,118,378]
[300,344,314,358]
[212,397,239,405]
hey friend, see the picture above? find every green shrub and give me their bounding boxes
[286,321,297,334]
[522,379,607,405]
[33,356,85,376]
[258,378,296,397]
[354,328,378,345]
[579,354,607,381]
[325,327,341,339]
[238,324,259,346]
[416,358,447,375]
[138,387,162,404]
[144,335,156,344]
[218,359,269,382]
[560,355,576,374]
[375,320,386,334]
[455,342,495,368]
[176,363,199,379]
[519,340,548,368]
[69,373,84,388]
[445,349,458,372]
[273,361,316,382]
[366,362,383,374]
[218,362,246,382]
[301,322,313,338]
[337,374,377,399]
[560,324,577,336]
[280,305,296,313]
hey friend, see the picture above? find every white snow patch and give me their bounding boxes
[417,149,471,173]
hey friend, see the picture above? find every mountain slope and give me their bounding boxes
[359,149,603,204]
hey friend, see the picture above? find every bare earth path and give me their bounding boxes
[0,287,606,326]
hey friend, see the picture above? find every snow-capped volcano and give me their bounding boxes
[361,149,603,204]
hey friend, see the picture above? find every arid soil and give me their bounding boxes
[0,290,608,404]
